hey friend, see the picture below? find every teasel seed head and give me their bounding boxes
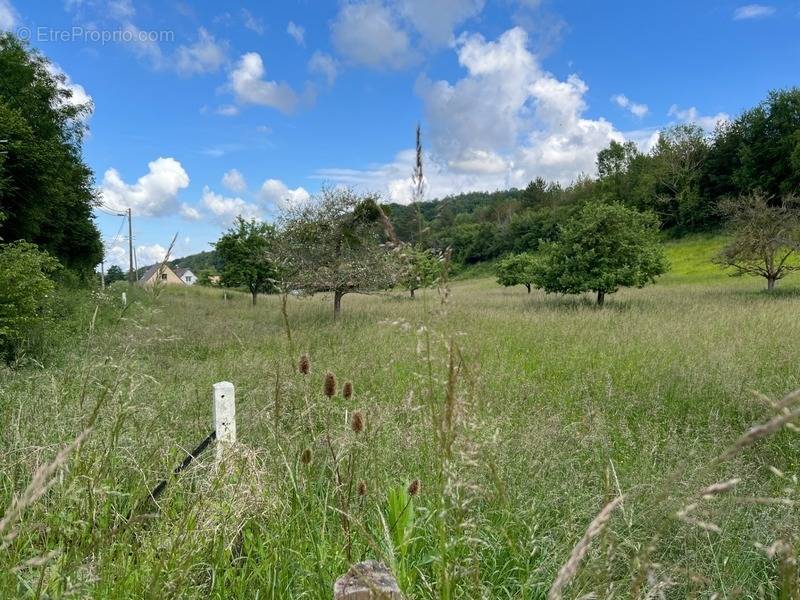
[407,478,420,497]
[351,411,364,434]
[343,381,353,400]
[298,353,310,375]
[300,448,312,465]
[323,372,337,398]
[357,480,367,497]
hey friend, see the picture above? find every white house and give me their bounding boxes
[174,267,197,286]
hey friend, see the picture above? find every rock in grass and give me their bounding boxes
[333,560,401,599]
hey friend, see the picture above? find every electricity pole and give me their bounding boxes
[127,208,134,284]
[100,259,105,290]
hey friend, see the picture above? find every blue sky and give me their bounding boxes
[1,0,798,267]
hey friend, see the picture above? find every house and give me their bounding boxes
[174,267,197,286]
[138,263,184,287]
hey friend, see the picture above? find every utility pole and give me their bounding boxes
[100,260,105,290]
[127,208,134,284]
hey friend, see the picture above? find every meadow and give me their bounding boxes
[2,236,800,598]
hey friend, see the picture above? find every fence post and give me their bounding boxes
[122,291,127,307]
[213,381,236,461]
[334,561,401,599]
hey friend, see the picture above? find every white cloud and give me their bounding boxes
[242,8,264,34]
[179,202,202,220]
[136,244,169,266]
[397,0,484,45]
[175,28,228,76]
[259,179,311,210]
[331,2,417,70]
[45,63,93,118]
[229,52,301,113]
[215,104,239,117]
[308,51,338,86]
[100,157,190,217]
[287,21,305,45]
[200,186,262,224]
[0,0,18,30]
[106,244,127,268]
[222,168,247,193]
[611,93,649,118]
[319,27,626,203]
[668,104,730,131]
[733,4,775,19]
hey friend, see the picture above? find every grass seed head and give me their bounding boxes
[357,480,367,497]
[324,372,337,398]
[408,478,421,497]
[343,381,353,400]
[300,448,312,465]
[351,411,364,434]
[298,353,310,375]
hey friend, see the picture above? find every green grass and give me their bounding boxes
[2,245,800,598]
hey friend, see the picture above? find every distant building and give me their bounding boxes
[139,263,184,287]
[175,267,197,286]
[208,275,221,286]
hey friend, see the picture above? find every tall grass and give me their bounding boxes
[1,265,800,597]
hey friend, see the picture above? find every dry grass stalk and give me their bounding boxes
[548,495,625,600]
[717,403,800,462]
[0,428,92,545]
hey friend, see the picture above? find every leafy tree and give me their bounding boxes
[533,202,668,306]
[0,34,101,276]
[399,245,440,298]
[714,192,800,291]
[104,265,125,285]
[275,187,397,320]
[0,240,60,359]
[214,217,278,305]
[496,253,538,293]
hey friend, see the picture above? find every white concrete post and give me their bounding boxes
[121,292,127,307]
[213,381,236,460]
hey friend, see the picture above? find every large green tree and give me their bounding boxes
[533,202,668,306]
[496,253,538,293]
[214,217,278,305]
[0,34,101,276]
[275,187,397,320]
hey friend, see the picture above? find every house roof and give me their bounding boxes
[140,263,176,282]
[174,267,194,278]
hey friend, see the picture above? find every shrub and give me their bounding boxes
[0,241,60,359]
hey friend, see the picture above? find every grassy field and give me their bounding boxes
[2,244,800,598]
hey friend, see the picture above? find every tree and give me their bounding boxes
[0,240,60,359]
[275,187,398,320]
[714,192,800,291]
[214,217,278,305]
[399,245,439,298]
[104,265,125,285]
[496,253,538,293]
[533,202,668,306]
[0,34,101,277]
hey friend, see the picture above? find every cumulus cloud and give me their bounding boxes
[200,186,261,224]
[259,179,311,210]
[222,168,247,193]
[45,63,93,119]
[287,21,305,45]
[331,2,417,69]
[319,27,625,203]
[668,104,730,131]
[397,0,484,45]
[308,51,338,86]
[136,244,169,266]
[100,157,190,217]
[106,244,127,268]
[733,4,775,19]
[611,93,649,118]
[229,52,301,113]
[0,0,18,30]
[179,203,202,220]
[175,28,228,76]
